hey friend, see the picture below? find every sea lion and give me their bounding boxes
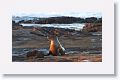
[30,28,65,56]
[48,35,65,56]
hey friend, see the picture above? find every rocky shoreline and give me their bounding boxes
[12,23,102,62]
[12,48,102,62]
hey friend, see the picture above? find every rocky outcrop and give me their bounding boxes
[82,23,102,32]
[12,21,23,30]
[26,50,44,58]
[13,16,102,24]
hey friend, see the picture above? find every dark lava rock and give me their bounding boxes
[26,50,44,58]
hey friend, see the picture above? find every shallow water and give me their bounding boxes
[12,48,102,56]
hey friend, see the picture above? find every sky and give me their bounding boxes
[13,12,102,18]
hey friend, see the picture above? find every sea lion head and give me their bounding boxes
[47,29,59,41]
[47,35,58,42]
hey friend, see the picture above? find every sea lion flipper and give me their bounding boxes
[58,47,65,56]
[48,51,53,55]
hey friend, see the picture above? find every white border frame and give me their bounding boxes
[0,0,114,74]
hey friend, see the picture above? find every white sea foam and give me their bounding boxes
[21,23,85,30]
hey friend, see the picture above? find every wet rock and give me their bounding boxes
[58,59,73,62]
[90,32,102,36]
[91,39,96,42]
[81,60,90,62]
[37,49,49,55]
[12,56,25,62]
[66,51,80,54]
[26,50,44,58]
[82,23,102,32]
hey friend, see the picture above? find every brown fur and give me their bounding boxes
[48,35,65,56]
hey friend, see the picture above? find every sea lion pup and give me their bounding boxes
[48,35,65,56]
